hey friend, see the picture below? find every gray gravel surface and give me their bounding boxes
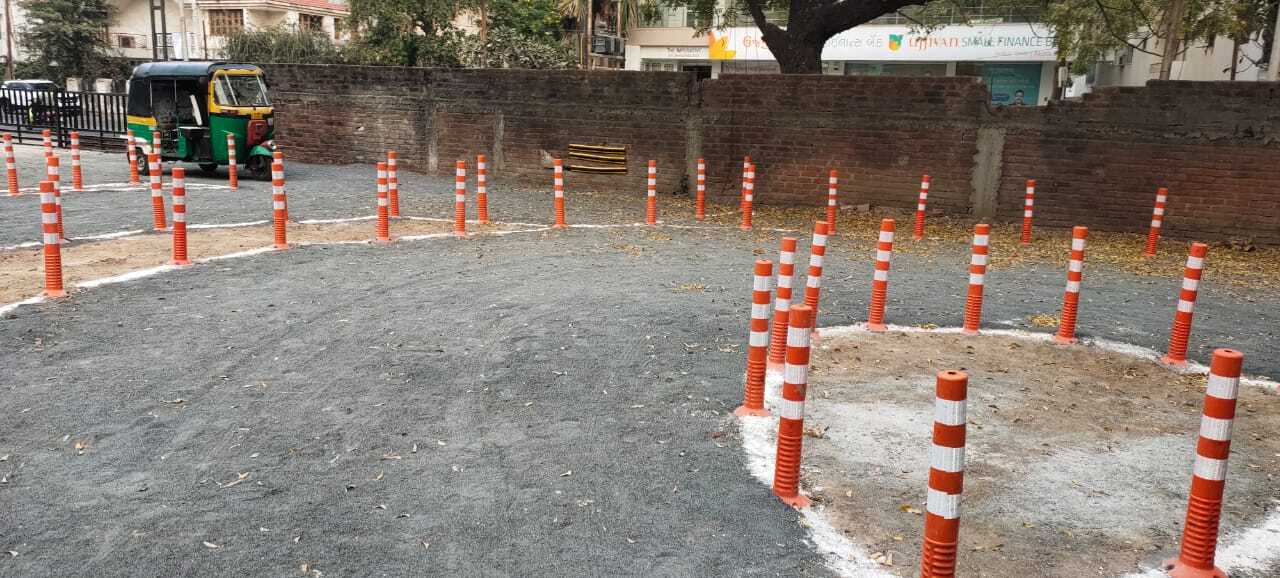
[1,143,1277,576]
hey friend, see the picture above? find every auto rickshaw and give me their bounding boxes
[126,61,276,179]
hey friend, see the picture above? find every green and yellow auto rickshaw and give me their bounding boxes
[126,61,276,179]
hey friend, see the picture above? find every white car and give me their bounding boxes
[0,80,81,115]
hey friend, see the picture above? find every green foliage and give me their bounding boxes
[347,0,474,66]
[490,0,565,38]
[18,0,122,79]
[457,27,575,67]
[223,27,343,64]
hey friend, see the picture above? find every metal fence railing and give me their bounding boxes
[0,88,129,151]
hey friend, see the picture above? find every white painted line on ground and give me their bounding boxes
[0,295,45,316]
[189,220,270,229]
[76,264,177,288]
[296,215,376,224]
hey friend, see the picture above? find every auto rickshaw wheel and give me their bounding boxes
[245,155,270,181]
[199,163,218,174]
[134,147,149,175]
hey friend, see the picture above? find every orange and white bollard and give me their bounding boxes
[802,221,829,331]
[552,158,566,229]
[739,155,751,212]
[920,370,968,578]
[170,167,191,266]
[477,153,490,225]
[1053,226,1088,344]
[147,152,166,231]
[1162,242,1208,367]
[4,133,17,196]
[913,174,930,241]
[736,259,773,417]
[867,218,896,332]
[126,130,140,186]
[826,169,838,234]
[1144,187,1169,257]
[70,131,82,191]
[273,150,287,219]
[1020,179,1035,245]
[387,150,400,218]
[41,129,51,157]
[453,160,467,237]
[46,155,63,241]
[645,160,657,225]
[695,158,706,221]
[767,237,798,369]
[375,161,391,242]
[962,224,990,335]
[271,155,288,250]
[225,133,238,191]
[39,181,65,298]
[772,304,813,508]
[152,130,161,155]
[1164,348,1243,578]
[741,163,754,230]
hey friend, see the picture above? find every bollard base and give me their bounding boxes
[733,405,770,418]
[453,232,467,238]
[1052,335,1077,345]
[867,322,888,332]
[44,289,67,299]
[1163,558,1226,578]
[962,328,980,336]
[1160,355,1188,368]
[774,491,811,509]
[274,243,289,251]
[740,225,752,231]
[172,259,192,266]
[374,237,394,244]
[913,235,923,241]
[552,224,567,230]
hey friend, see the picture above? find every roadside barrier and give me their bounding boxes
[736,259,774,417]
[1162,242,1208,366]
[921,370,968,578]
[913,175,930,241]
[271,155,288,250]
[4,133,17,195]
[273,151,287,219]
[962,224,990,335]
[40,181,64,297]
[826,169,838,234]
[126,130,139,185]
[772,304,813,508]
[867,218,895,332]
[170,167,191,265]
[1020,179,1035,245]
[740,155,751,212]
[1054,226,1088,344]
[1164,348,1243,578]
[70,132,82,191]
[803,221,829,331]
[477,153,490,225]
[41,129,51,157]
[454,160,467,237]
[152,130,161,154]
[646,160,657,225]
[741,163,754,230]
[553,158,566,229]
[768,236,798,369]
[226,133,237,191]
[376,161,390,242]
[695,158,706,221]
[1144,187,1169,257]
[46,155,63,241]
[148,152,166,231]
[388,150,400,218]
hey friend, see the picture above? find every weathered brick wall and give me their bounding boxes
[264,64,1280,244]
[995,82,1280,245]
[697,75,989,214]
[264,64,694,193]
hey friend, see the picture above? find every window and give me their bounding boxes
[118,35,136,49]
[642,61,677,72]
[207,9,244,37]
[214,74,271,107]
[300,14,325,33]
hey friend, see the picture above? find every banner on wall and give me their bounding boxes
[983,63,1042,106]
[645,23,1057,62]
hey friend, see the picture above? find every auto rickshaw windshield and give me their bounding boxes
[213,74,270,107]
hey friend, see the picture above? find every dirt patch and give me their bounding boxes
[796,330,1279,577]
[0,219,509,304]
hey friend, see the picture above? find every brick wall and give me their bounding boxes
[264,64,1280,244]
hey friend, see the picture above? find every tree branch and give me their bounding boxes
[819,0,928,39]
[1092,0,1163,57]
[741,0,785,41]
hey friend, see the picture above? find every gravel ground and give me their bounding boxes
[1,143,1277,576]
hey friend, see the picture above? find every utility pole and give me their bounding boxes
[1270,4,1280,81]
[3,0,14,79]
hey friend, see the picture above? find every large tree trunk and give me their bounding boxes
[771,36,824,74]
[743,0,919,74]
[1157,0,1188,80]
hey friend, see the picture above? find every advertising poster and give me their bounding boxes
[983,63,1042,106]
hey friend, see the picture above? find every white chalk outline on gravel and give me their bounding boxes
[754,322,1279,577]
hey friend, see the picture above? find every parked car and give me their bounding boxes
[0,80,82,116]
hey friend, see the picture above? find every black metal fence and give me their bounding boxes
[0,88,129,151]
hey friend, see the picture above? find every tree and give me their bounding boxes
[18,0,121,79]
[674,0,931,73]
[347,0,475,66]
